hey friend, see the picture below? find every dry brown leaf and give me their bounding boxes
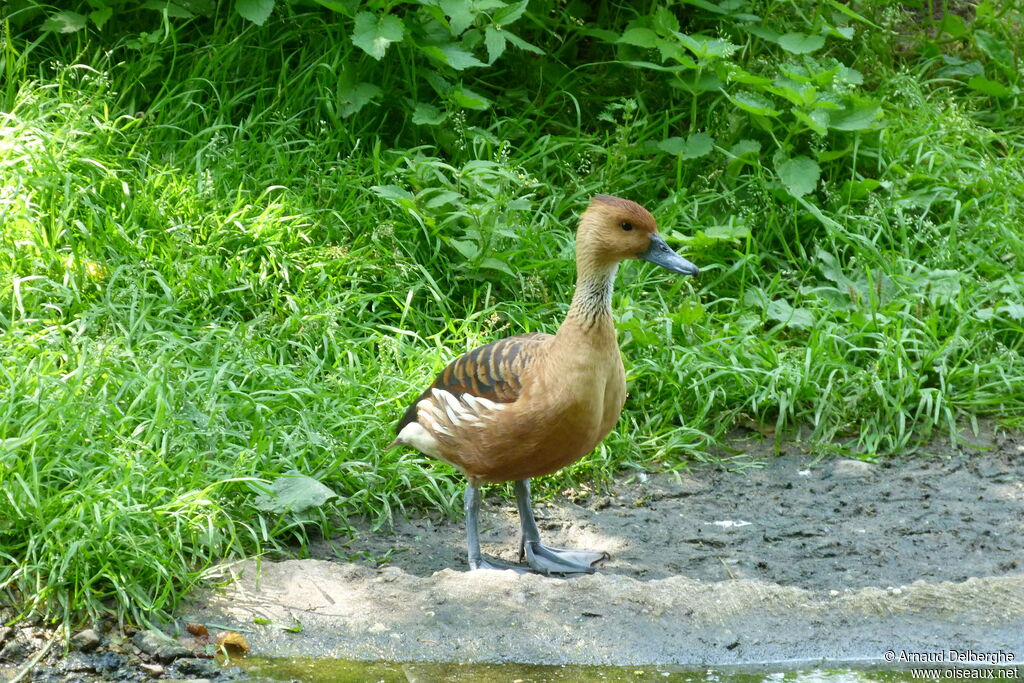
[185,622,208,637]
[215,631,250,654]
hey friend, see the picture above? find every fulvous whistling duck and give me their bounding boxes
[390,195,699,574]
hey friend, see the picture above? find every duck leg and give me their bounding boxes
[514,479,608,575]
[464,484,524,571]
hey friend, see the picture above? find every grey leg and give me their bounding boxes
[514,479,608,575]
[464,484,524,572]
[464,484,488,569]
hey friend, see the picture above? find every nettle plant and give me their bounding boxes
[33,0,539,116]
[604,2,884,209]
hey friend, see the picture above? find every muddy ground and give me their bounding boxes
[183,425,1024,669]
[319,430,1024,590]
[5,427,1023,680]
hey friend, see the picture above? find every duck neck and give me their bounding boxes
[562,261,618,332]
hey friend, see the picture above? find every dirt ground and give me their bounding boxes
[178,424,1024,669]
[316,426,1024,590]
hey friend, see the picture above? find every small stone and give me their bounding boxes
[140,662,165,677]
[174,657,217,677]
[831,459,877,479]
[0,626,11,645]
[133,630,192,663]
[71,628,102,653]
[63,653,99,673]
[0,635,29,662]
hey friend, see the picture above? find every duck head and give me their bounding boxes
[577,194,699,277]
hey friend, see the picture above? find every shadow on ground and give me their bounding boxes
[184,424,1024,666]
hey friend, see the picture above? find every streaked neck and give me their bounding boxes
[565,263,617,328]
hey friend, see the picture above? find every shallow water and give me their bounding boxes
[236,658,1023,683]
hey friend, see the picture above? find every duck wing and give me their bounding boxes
[394,332,552,435]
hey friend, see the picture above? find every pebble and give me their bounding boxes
[0,635,29,662]
[71,628,102,653]
[831,459,878,479]
[175,657,219,677]
[140,662,165,677]
[133,630,193,663]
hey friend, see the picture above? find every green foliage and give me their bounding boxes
[2,0,1024,627]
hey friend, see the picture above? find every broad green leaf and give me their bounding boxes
[657,133,713,158]
[657,137,686,155]
[619,28,659,48]
[999,303,1024,321]
[779,62,812,82]
[480,257,514,276]
[766,299,815,329]
[777,32,825,54]
[681,132,713,159]
[450,85,490,109]
[939,14,967,38]
[792,108,828,135]
[679,0,727,14]
[822,24,854,40]
[412,102,447,125]
[829,104,882,131]
[934,57,983,79]
[484,27,506,62]
[744,24,780,43]
[974,30,1014,72]
[917,269,961,305]
[235,0,274,25]
[816,249,855,289]
[672,70,722,93]
[42,11,88,32]
[776,156,820,198]
[730,139,761,157]
[90,7,113,27]
[767,79,815,106]
[653,6,680,34]
[312,0,357,12]
[143,0,196,18]
[352,12,405,60]
[836,64,863,85]
[503,31,543,55]
[728,91,780,117]
[703,223,750,241]
[372,185,414,203]
[177,0,215,13]
[339,82,381,117]
[839,177,881,200]
[967,75,1011,97]
[254,474,338,514]
[493,0,529,25]
[440,0,474,34]
[423,190,462,208]
[674,301,705,325]
[723,64,772,86]
[677,33,738,59]
[451,239,480,259]
[428,43,487,70]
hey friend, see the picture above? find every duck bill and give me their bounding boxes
[639,234,699,277]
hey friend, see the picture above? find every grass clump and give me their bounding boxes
[2,0,1023,626]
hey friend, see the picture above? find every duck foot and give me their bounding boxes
[522,541,608,575]
[469,556,530,572]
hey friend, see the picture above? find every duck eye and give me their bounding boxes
[620,221,634,231]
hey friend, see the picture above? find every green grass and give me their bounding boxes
[2,0,1023,626]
